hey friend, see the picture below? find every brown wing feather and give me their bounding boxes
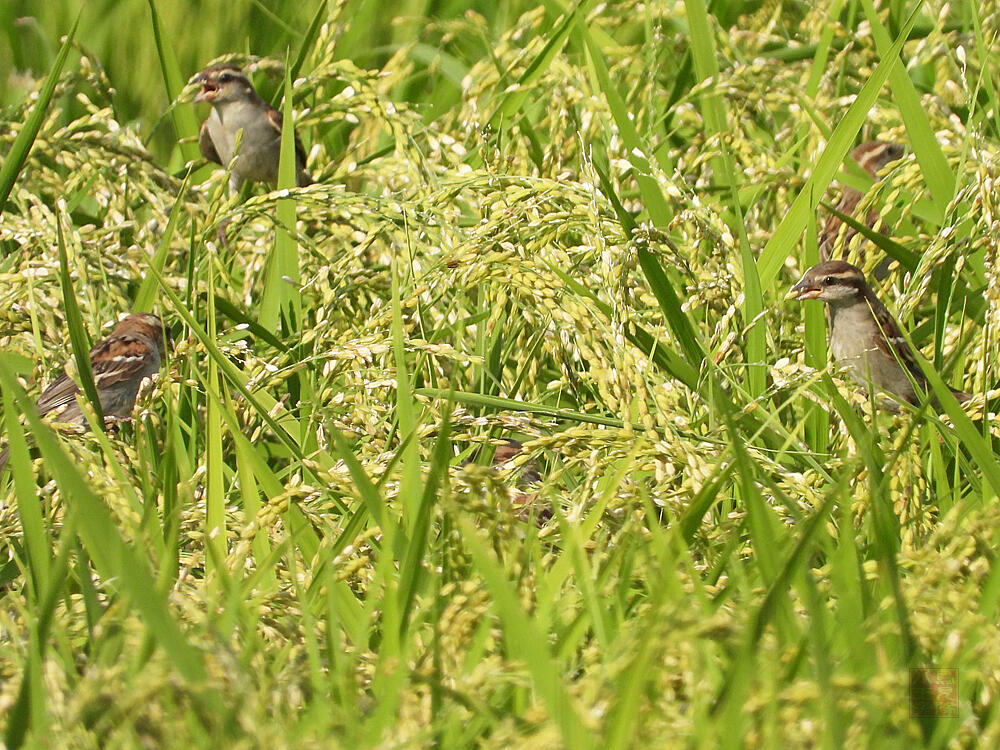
[199,120,222,165]
[871,312,972,404]
[265,107,309,173]
[34,334,153,416]
[819,190,862,262]
[89,335,155,389]
[864,295,926,385]
[33,372,80,417]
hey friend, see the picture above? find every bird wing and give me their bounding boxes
[819,190,863,260]
[265,107,309,173]
[874,314,973,404]
[867,299,927,385]
[33,371,79,417]
[199,120,223,165]
[89,334,157,390]
[34,334,154,417]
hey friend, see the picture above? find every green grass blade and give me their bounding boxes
[4,522,76,749]
[56,219,102,423]
[140,255,337,484]
[328,428,402,540]
[2,378,50,593]
[260,56,302,333]
[0,359,207,683]
[805,0,847,97]
[683,0,764,395]
[203,255,227,575]
[415,387,627,429]
[289,0,327,83]
[824,378,924,667]
[576,23,673,221]
[712,482,838,718]
[799,227,830,452]
[225,392,276,592]
[147,0,201,163]
[589,149,706,369]
[393,222,421,529]
[557,513,611,647]
[756,5,923,288]
[397,411,450,637]
[821,202,920,270]
[860,0,954,219]
[134,170,192,313]
[549,264,700,389]
[485,3,582,133]
[459,517,596,750]
[919,355,1000,497]
[0,10,80,217]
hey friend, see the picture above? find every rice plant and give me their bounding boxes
[1,0,999,746]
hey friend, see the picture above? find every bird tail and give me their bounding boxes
[297,169,313,187]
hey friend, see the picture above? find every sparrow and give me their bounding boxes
[490,439,549,522]
[819,141,904,264]
[462,439,548,522]
[194,63,311,193]
[491,439,542,483]
[0,314,167,472]
[790,260,969,406]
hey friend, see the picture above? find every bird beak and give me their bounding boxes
[194,77,217,103]
[788,279,822,300]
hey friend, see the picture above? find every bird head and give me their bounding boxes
[115,313,167,355]
[789,260,867,303]
[851,140,905,178]
[194,65,256,104]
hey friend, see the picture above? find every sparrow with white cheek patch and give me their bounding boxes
[790,260,969,407]
[819,141,905,265]
[194,63,312,193]
[0,314,168,472]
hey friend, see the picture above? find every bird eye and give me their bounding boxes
[824,275,835,285]
[219,73,234,83]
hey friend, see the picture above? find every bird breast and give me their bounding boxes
[828,302,916,401]
[206,102,281,183]
[829,303,879,364]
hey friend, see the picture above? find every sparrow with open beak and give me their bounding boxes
[790,261,969,406]
[819,141,904,265]
[0,314,168,472]
[194,63,312,193]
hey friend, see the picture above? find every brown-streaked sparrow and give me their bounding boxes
[819,141,904,264]
[490,439,549,523]
[490,439,542,485]
[194,63,312,193]
[0,314,167,472]
[790,260,969,406]
[463,438,548,523]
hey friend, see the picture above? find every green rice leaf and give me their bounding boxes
[756,5,923,288]
[0,359,207,684]
[0,10,80,217]
[147,0,201,163]
[459,517,596,750]
[56,219,102,423]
